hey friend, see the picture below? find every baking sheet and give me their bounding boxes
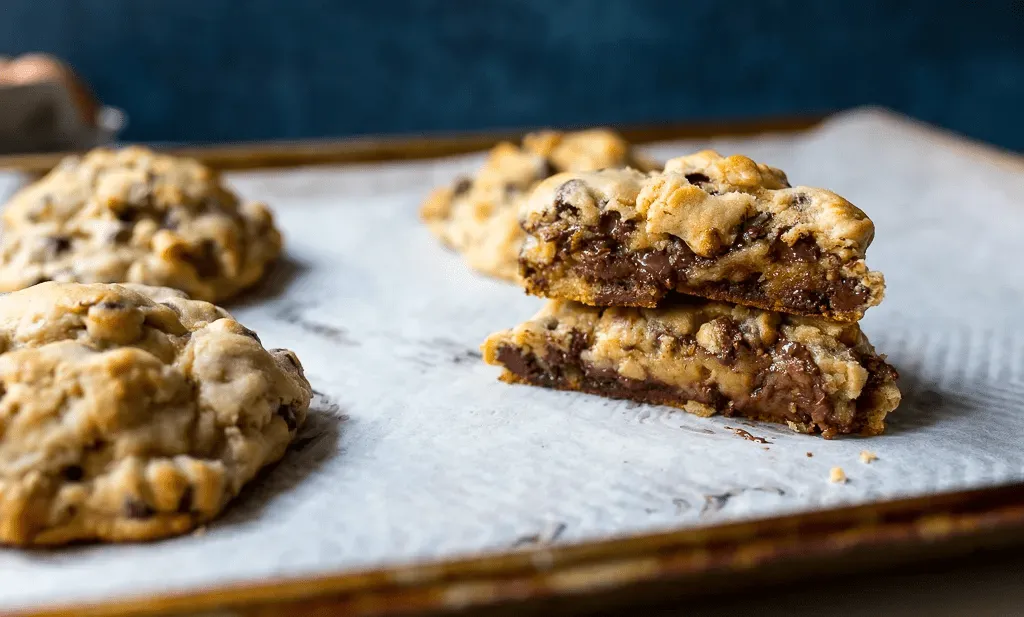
[2,108,1024,611]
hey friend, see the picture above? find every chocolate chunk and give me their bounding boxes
[739,213,773,244]
[539,159,558,179]
[746,341,831,428]
[543,331,589,369]
[706,317,744,365]
[115,205,140,223]
[554,179,586,216]
[182,240,221,278]
[177,486,193,513]
[110,225,133,244]
[48,235,72,255]
[830,279,869,312]
[277,403,299,431]
[597,210,635,240]
[452,177,473,196]
[775,237,821,263]
[123,497,155,519]
[637,251,674,287]
[685,173,711,186]
[496,345,541,382]
[792,192,810,206]
[61,465,84,482]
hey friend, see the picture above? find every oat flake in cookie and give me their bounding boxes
[483,299,901,438]
[0,147,282,302]
[420,129,659,281]
[0,282,312,545]
[519,150,885,322]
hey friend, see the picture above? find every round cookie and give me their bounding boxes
[0,282,312,545]
[0,147,282,302]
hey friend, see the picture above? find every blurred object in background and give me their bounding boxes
[0,53,124,154]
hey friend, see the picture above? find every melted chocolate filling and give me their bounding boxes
[525,208,868,315]
[496,325,891,437]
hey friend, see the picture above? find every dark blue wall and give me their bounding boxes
[1,0,1022,149]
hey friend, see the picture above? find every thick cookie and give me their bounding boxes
[421,129,658,281]
[0,147,282,302]
[519,151,885,321]
[483,299,900,438]
[0,282,312,545]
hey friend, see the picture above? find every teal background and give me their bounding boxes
[1,0,1022,149]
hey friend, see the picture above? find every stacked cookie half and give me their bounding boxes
[425,138,900,438]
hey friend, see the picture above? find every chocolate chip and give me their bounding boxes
[123,497,154,519]
[115,205,140,223]
[554,179,586,216]
[597,210,635,240]
[539,159,558,179]
[110,225,133,244]
[739,213,773,244]
[278,404,299,431]
[272,348,301,370]
[48,235,72,255]
[182,240,221,278]
[239,326,261,343]
[61,465,84,482]
[452,177,472,196]
[792,192,810,206]
[685,173,711,186]
[177,486,193,513]
[637,250,674,287]
[160,301,181,315]
[774,237,821,263]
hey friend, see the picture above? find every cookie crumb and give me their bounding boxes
[805,452,813,458]
[829,467,847,483]
[860,450,878,464]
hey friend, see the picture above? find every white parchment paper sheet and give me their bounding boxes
[1,108,1023,611]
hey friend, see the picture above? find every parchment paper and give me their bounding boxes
[1,108,1023,611]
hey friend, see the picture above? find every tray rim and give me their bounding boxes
[5,108,1024,617]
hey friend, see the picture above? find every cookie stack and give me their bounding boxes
[447,146,900,438]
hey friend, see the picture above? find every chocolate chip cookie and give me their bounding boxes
[519,150,884,321]
[0,147,282,302]
[421,129,658,281]
[0,282,312,545]
[483,298,900,438]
